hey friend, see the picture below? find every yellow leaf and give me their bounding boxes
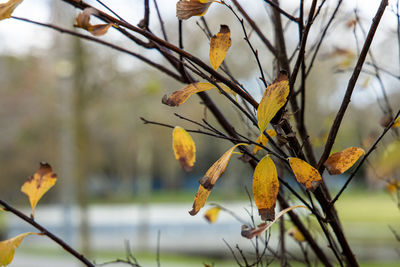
[74,8,113,36]
[374,140,400,178]
[162,82,236,107]
[393,117,400,128]
[288,157,322,190]
[209,25,231,71]
[386,183,398,195]
[172,126,196,171]
[257,73,290,133]
[241,205,307,239]
[21,163,57,217]
[324,147,365,175]
[176,0,213,20]
[287,227,306,242]
[204,207,221,223]
[253,155,279,221]
[253,130,277,155]
[0,0,23,20]
[189,143,248,215]
[0,232,39,266]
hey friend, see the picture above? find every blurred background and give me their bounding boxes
[0,0,399,266]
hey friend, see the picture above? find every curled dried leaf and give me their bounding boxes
[21,163,58,217]
[172,126,196,171]
[324,147,365,175]
[209,25,231,70]
[289,157,322,191]
[0,232,40,266]
[241,205,307,239]
[257,73,289,133]
[176,0,213,20]
[253,130,277,155]
[241,223,268,239]
[75,8,112,36]
[204,207,221,223]
[0,0,23,21]
[253,155,279,221]
[189,143,249,215]
[162,82,236,107]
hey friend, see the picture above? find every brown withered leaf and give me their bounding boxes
[75,8,112,36]
[176,0,213,20]
[257,73,289,133]
[289,157,322,191]
[241,223,269,239]
[253,130,277,155]
[0,0,23,21]
[162,82,236,107]
[209,25,231,71]
[204,207,221,223]
[253,155,279,221]
[189,143,248,215]
[21,163,57,217]
[172,126,196,171]
[241,205,307,239]
[324,147,365,175]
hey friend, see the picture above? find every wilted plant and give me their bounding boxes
[1,0,400,266]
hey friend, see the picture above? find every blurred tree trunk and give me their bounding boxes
[51,1,76,248]
[72,36,91,258]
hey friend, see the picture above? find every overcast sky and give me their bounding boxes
[0,0,398,108]
[0,0,396,54]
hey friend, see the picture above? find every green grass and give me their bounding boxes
[12,189,400,266]
[335,190,400,224]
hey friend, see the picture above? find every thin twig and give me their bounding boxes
[330,109,400,206]
[152,0,168,41]
[223,2,268,88]
[317,0,389,175]
[263,0,300,23]
[11,16,184,82]
[231,0,277,56]
[0,200,95,267]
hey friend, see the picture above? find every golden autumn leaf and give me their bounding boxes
[287,227,306,242]
[209,25,231,71]
[21,163,57,217]
[253,130,277,155]
[162,82,236,107]
[374,140,400,178]
[0,0,23,20]
[253,155,279,221]
[189,143,249,215]
[75,8,113,36]
[172,126,196,171]
[204,207,221,223]
[289,157,322,190]
[257,73,290,133]
[241,205,307,239]
[324,147,365,175]
[386,183,398,195]
[393,117,400,128]
[0,232,39,266]
[176,0,213,20]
